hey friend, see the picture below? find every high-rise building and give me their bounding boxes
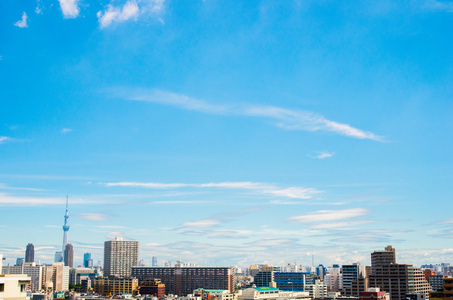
[83,253,93,268]
[25,244,34,263]
[131,266,235,296]
[64,243,73,268]
[371,245,396,275]
[152,256,158,267]
[16,258,24,265]
[104,237,139,277]
[2,262,43,292]
[369,246,431,300]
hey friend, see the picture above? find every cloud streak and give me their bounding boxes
[309,151,335,159]
[112,89,383,141]
[288,208,369,223]
[103,181,322,199]
[97,1,140,28]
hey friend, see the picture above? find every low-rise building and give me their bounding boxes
[93,276,138,296]
[238,287,310,300]
[0,274,31,300]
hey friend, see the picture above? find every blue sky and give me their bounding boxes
[1,0,452,268]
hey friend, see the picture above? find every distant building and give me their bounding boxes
[430,275,446,292]
[104,237,139,277]
[64,243,73,268]
[15,259,24,266]
[152,257,158,267]
[25,244,34,263]
[83,253,93,268]
[93,276,138,296]
[325,265,342,292]
[69,267,99,286]
[193,288,237,300]
[305,279,327,299]
[371,245,395,275]
[132,266,235,296]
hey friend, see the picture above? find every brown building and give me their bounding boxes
[371,245,396,275]
[93,276,138,296]
[138,279,165,297]
[132,266,235,296]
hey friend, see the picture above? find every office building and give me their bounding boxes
[305,279,327,299]
[430,275,447,291]
[93,276,138,296]
[430,277,453,300]
[83,253,93,268]
[342,263,367,289]
[132,266,235,296]
[69,267,99,286]
[63,244,73,268]
[104,237,139,277]
[25,244,34,263]
[15,259,24,266]
[152,257,158,267]
[325,265,342,291]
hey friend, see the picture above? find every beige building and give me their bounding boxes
[93,276,138,296]
[43,263,70,292]
[238,287,310,300]
[2,262,43,292]
[0,274,31,300]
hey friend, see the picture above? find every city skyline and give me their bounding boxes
[1,0,452,268]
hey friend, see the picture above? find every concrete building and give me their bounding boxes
[42,263,70,292]
[193,288,237,300]
[2,262,43,292]
[93,276,138,296]
[430,275,446,291]
[341,264,367,289]
[104,237,139,277]
[305,279,327,299]
[69,267,99,286]
[25,244,34,263]
[0,275,31,300]
[325,265,342,292]
[131,266,235,296]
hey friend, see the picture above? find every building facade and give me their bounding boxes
[25,244,34,263]
[131,266,235,296]
[93,276,138,296]
[104,237,139,277]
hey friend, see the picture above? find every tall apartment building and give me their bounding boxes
[342,263,367,289]
[25,244,34,263]
[2,262,42,292]
[325,265,342,291]
[131,266,235,296]
[369,246,431,300]
[104,237,139,277]
[371,245,396,275]
[430,277,453,300]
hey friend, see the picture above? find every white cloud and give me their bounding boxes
[182,219,221,228]
[104,181,322,199]
[288,208,369,223]
[0,193,93,206]
[120,89,383,141]
[309,220,372,229]
[14,13,28,28]
[76,213,109,221]
[58,0,79,18]
[309,151,334,159]
[98,1,140,28]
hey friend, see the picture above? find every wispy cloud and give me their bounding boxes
[97,0,140,28]
[14,13,28,28]
[423,0,453,12]
[0,136,11,144]
[0,193,93,206]
[58,0,79,18]
[75,212,110,221]
[288,208,369,223]
[182,219,221,228]
[309,151,335,159]
[61,128,72,134]
[109,89,383,141]
[103,181,322,199]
